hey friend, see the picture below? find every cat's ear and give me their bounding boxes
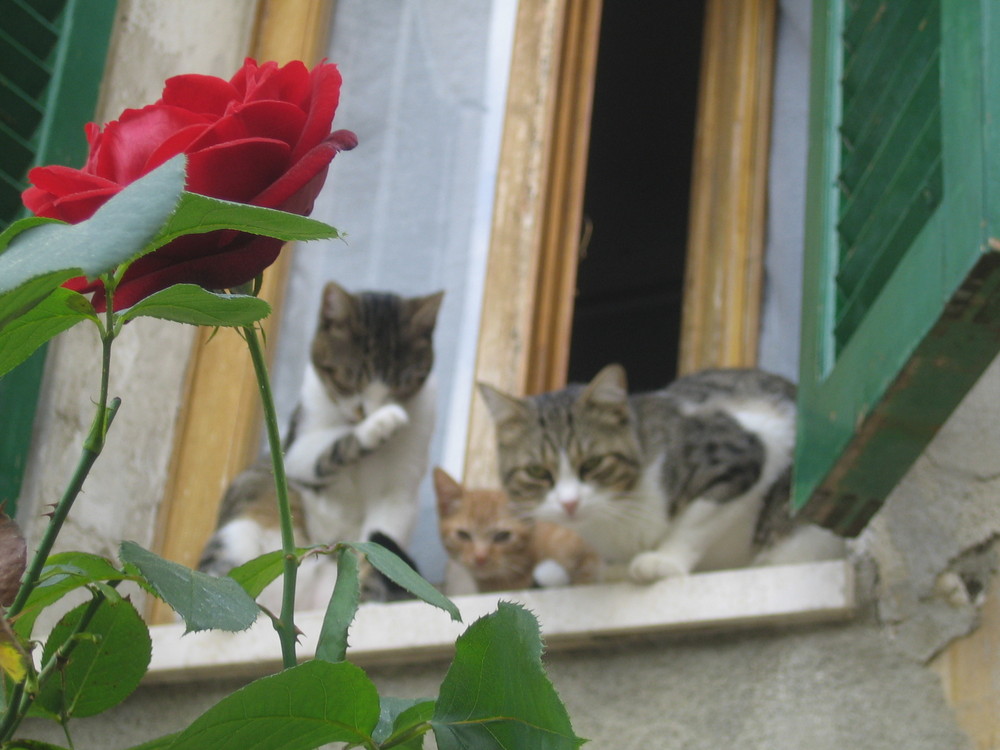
[478,382,529,425]
[319,281,356,325]
[579,364,628,409]
[407,291,445,336]
[579,365,630,427]
[433,467,463,515]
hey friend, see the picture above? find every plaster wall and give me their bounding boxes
[15,1,1000,748]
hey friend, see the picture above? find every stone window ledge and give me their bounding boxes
[144,559,855,684]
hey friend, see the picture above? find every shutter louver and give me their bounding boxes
[834,0,942,352]
[0,0,65,227]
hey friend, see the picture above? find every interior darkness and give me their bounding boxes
[567,1,705,392]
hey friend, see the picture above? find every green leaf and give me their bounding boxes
[119,734,179,750]
[346,541,461,622]
[432,602,585,750]
[13,552,132,639]
[0,270,77,334]
[315,548,361,664]
[119,541,258,633]
[377,698,435,748]
[0,215,64,254]
[225,550,285,599]
[0,287,96,378]
[0,156,186,326]
[1,739,72,749]
[166,660,380,750]
[225,546,315,599]
[117,284,271,327]
[147,192,341,251]
[37,597,151,718]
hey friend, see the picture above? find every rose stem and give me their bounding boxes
[243,323,299,669]
[1,289,119,743]
[7,290,119,619]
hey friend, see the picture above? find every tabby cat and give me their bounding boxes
[199,281,443,610]
[478,364,844,584]
[433,467,601,592]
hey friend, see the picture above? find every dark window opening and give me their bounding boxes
[567,1,705,392]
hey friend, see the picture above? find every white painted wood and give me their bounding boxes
[144,559,855,684]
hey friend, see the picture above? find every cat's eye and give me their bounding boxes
[493,530,512,543]
[455,529,472,541]
[579,455,606,478]
[524,465,553,483]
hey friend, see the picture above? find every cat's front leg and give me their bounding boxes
[316,405,408,477]
[287,405,409,483]
[626,499,718,583]
[628,550,693,583]
[626,495,757,583]
[355,403,409,450]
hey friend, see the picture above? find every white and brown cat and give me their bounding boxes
[479,364,844,584]
[433,467,600,593]
[199,281,443,610]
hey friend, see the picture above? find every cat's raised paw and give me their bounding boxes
[356,404,409,449]
[628,552,688,583]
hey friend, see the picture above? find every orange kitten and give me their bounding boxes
[433,467,600,593]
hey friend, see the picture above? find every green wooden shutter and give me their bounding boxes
[794,0,1000,535]
[0,0,117,512]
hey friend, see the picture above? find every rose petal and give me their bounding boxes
[231,100,306,149]
[160,73,240,116]
[183,114,251,153]
[24,165,121,221]
[49,186,123,223]
[93,105,210,184]
[141,123,210,174]
[186,101,305,154]
[291,63,343,161]
[24,165,117,201]
[186,138,291,202]
[229,58,263,97]
[244,60,310,108]
[251,132,356,210]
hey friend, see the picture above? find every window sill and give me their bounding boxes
[144,559,855,684]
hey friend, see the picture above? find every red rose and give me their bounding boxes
[23,58,357,310]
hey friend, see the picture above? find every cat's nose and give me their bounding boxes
[560,499,580,518]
